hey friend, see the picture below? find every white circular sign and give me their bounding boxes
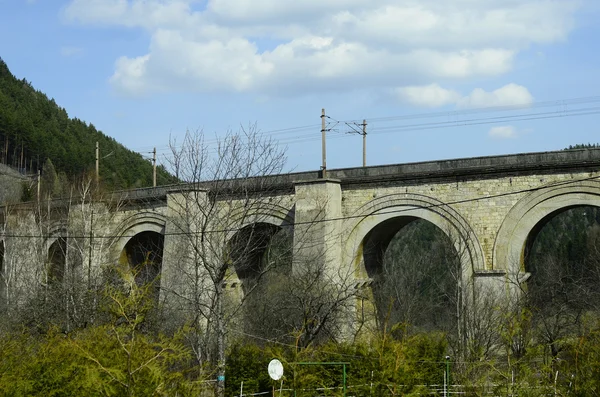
[268,359,284,380]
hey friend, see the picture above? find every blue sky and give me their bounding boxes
[1,0,600,172]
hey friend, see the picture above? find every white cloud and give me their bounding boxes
[62,0,582,97]
[64,0,198,30]
[396,84,461,108]
[489,125,518,139]
[457,83,534,108]
[110,29,274,95]
[396,83,533,109]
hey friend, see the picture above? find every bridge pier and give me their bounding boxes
[293,178,344,279]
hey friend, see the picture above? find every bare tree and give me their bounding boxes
[0,173,125,334]
[241,248,359,349]
[0,194,57,332]
[59,173,126,330]
[0,204,41,326]
[161,126,294,396]
[369,220,464,338]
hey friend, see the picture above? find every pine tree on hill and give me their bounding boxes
[0,57,175,192]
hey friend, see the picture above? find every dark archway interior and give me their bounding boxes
[524,205,600,311]
[523,205,600,358]
[364,217,460,334]
[123,231,164,288]
[47,237,67,284]
[363,216,418,278]
[229,222,291,284]
[523,205,589,268]
[234,223,294,341]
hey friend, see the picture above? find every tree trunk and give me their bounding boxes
[216,288,226,397]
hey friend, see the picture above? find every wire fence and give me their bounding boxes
[231,382,565,397]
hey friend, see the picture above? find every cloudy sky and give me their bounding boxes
[1,0,599,171]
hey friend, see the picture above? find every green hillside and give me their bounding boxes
[0,58,175,191]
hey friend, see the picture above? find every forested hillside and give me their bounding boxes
[0,58,175,191]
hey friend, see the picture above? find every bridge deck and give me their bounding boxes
[118,148,600,200]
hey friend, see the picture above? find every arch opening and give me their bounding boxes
[229,222,292,289]
[231,222,294,342]
[47,237,67,285]
[364,217,461,335]
[120,231,164,293]
[493,182,600,273]
[524,205,600,270]
[523,205,600,357]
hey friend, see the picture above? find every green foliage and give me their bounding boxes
[0,268,199,397]
[225,343,273,396]
[0,327,197,397]
[571,320,600,395]
[565,143,600,150]
[40,158,60,199]
[223,333,447,397]
[375,219,460,334]
[0,58,176,191]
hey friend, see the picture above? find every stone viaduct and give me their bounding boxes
[2,147,600,327]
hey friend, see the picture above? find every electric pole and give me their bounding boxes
[152,147,157,187]
[321,108,327,178]
[343,119,368,167]
[362,119,367,167]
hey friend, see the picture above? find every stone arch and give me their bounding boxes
[47,237,67,284]
[228,207,293,282]
[107,212,167,300]
[44,221,68,253]
[44,223,68,284]
[110,212,167,263]
[494,180,600,275]
[225,203,294,242]
[223,203,294,284]
[121,231,164,292]
[228,222,289,285]
[344,193,485,281]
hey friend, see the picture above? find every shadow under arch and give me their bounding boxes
[44,223,69,285]
[493,180,600,275]
[47,237,67,284]
[228,221,293,292]
[224,202,295,243]
[110,212,167,263]
[120,231,164,293]
[223,202,294,288]
[109,212,167,300]
[345,193,485,281]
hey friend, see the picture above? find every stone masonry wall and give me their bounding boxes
[340,170,598,271]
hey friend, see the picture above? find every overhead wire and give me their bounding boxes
[145,106,600,163]
[346,94,600,124]
[130,124,318,154]
[130,94,600,155]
